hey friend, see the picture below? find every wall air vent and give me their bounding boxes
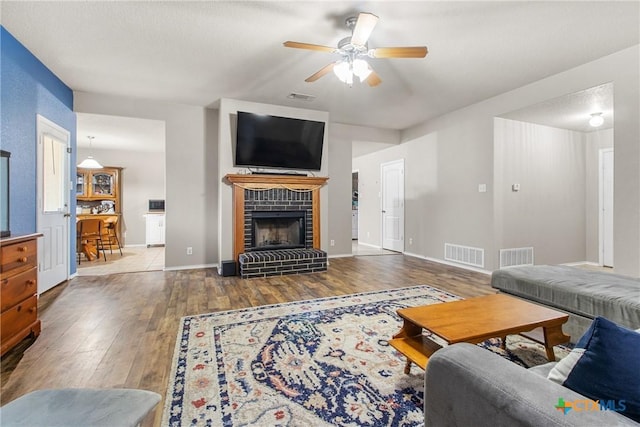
[287,92,316,101]
[444,243,485,268]
[499,247,534,268]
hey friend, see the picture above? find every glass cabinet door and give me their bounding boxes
[92,172,115,197]
[76,172,87,196]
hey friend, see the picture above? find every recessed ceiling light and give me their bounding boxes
[589,112,604,127]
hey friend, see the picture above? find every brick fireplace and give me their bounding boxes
[225,174,329,278]
[250,210,306,250]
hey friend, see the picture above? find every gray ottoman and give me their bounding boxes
[0,388,161,427]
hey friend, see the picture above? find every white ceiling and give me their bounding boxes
[500,83,614,133]
[76,113,165,152]
[2,1,638,146]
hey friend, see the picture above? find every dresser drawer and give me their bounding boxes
[1,267,37,312]
[0,295,38,342]
[0,239,37,274]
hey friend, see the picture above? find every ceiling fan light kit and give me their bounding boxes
[284,12,428,87]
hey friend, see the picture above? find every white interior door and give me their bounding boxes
[600,148,614,267]
[37,115,70,293]
[381,159,404,252]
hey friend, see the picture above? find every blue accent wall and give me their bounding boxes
[1,26,77,274]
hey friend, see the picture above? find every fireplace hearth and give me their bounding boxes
[251,211,305,250]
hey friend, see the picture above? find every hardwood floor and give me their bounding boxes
[0,255,493,426]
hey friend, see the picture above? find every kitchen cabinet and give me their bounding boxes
[76,167,121,204]
[145,213,165,247]
[77,167,123,245]
[1,233,42,356]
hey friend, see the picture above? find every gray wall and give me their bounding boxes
[73,45,638,276]
[76,147,165,246]
[216,99,330,264]
[74,92,217,270]
[494,118,586,265]
[355,45,639,275]
[330,123,400,256]
[353,129,487,263]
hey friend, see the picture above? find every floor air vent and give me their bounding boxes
[444,243,485,268]
[499,247,534,268]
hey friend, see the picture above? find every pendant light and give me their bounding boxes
[77,136,103,169]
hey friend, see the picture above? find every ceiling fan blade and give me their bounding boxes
[305,62,336,82]
[351,12,379,46]
[366,70,382,87]
[370,46,428,58]
[283,41,336,53]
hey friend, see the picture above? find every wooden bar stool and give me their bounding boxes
[101,216,123,256]
[77,218,108,263]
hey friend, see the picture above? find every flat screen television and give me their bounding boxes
[235,111,325,171]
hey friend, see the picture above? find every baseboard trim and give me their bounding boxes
[562,261,600,267]
[404,251,492,275]
[164,263,218,271]
[328,253,354,259]
[355,241,382,249]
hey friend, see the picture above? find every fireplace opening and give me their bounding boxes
[251,211,306,251]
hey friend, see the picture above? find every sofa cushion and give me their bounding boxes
[490,265,640,330]
[548,316,640,422]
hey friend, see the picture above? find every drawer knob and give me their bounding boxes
[27,279,36,285]
[18,257,28,263]
[29,307,36,313]
[18,246,28,252]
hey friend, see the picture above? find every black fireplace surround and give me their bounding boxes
[250,210,306,250]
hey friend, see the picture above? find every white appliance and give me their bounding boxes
[145,213,165,247]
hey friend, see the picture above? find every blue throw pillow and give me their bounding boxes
[548,316,640,422]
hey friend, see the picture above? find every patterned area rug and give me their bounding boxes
[163,285,569,426]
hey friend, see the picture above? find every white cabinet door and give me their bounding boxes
[145,214,165,246]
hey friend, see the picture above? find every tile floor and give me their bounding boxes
[76,246,165,276]
[351,240,400,256]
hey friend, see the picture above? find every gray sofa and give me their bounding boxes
[491,265,640,341]
[424,343,638,426]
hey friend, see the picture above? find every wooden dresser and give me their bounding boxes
[0,233,42,356]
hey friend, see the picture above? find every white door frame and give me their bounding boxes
[599,148,614,267]
[380,159,404,252]
[36,115,70,293]
[352,169,359,241]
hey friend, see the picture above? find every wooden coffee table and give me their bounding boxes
[389,293,570,373]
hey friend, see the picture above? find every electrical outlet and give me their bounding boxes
[330,239,335,246]
[186,247,193,255]
[409,238,413,245]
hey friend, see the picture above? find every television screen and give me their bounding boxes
[235,112,325,171]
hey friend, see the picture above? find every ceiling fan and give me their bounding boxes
[283,12,428,87]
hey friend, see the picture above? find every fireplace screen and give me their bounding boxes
[251,211,306,250]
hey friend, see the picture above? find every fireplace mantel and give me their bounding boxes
[225,174,328,188]
[224,174,329,263]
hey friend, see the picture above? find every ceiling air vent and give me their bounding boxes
[287,93,316,101]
